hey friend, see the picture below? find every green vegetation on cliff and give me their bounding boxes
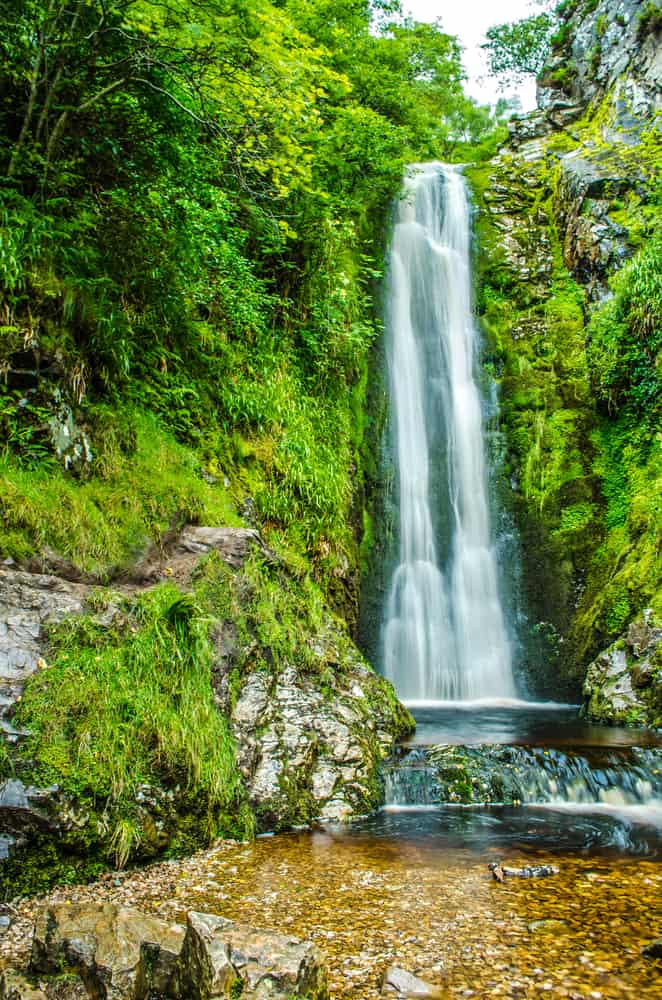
[0,0,503,614]
[468,4,661,695]
[16,582,253,863]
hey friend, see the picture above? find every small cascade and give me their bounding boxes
[382,750,440,808]
[383,743,662,811]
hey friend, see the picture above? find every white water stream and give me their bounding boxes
[383,163,516,702]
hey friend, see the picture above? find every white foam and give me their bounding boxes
[403,698,580,711]
[381,804,441,813]
[530,801,662,828]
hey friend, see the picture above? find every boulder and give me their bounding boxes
[583,612,662,726]
[224,639,412,830]
[175,910,329,1000]
[30,902,185,1000]
[128,527,277,586]
[0,972,48,1000]
[381,967,441,998]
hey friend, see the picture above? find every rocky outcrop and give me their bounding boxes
[5,902,329,1000]
[538,0,662,120]
[1,525,411,874]
[0,569,90,734]
[556,149,635,299]
[583,612,662,725]
[126,526,277,586]
[468,0,662,700]
[175,910,328,1000]
[225,646,411,828]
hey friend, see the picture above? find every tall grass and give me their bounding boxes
[0,410,239,575]
[17,583,253,864]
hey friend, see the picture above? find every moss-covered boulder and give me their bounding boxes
[0,525,413,893]
[583,612,662,726]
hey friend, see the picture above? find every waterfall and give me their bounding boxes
[383,162,516,703]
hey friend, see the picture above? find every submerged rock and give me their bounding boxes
[490,863,560,881]
[395,743,662,807]
[381,966,441,998]
[642,936,662,960]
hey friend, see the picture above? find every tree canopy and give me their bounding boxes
[0,0,507,556]
[482,12,556,86]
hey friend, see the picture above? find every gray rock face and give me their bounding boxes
[128,526,276,586]
[583,611,662,725]
[0,780,68,838]
[30,902,186,1000]
[18,903,328,1000]
[226,649,408,828]
[538,0,662,118]
[0,569,90,730]
[556,149,637,298]
[175,911,328,1000]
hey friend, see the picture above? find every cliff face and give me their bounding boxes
[538,0,661,118]
[468,0,662,718]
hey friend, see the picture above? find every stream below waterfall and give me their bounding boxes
[3,706,661,999]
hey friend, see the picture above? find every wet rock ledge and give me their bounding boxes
[1,901,328,999]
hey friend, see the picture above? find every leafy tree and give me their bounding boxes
[482,12,555,86]
[0,0,508,546]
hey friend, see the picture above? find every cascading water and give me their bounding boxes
[383,162,515,703]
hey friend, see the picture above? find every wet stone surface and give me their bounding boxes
[1,823,661,999]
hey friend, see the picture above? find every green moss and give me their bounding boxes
[15,580,254,867]
[637,1,662,40]
[0,409,239,577]
[0,834,108,899]
[555,501,596,536]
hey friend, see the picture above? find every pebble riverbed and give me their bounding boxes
[1,825,661,999]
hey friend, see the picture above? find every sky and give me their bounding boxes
[403,0,540,110]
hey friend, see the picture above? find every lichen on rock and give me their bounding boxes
[583,611,662,725]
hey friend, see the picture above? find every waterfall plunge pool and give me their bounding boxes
[401,702,662,748]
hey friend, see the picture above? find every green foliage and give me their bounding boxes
[587,236,662,425]
[0,410,239,575]
[0,0,506,613]
[482,13,556,85]
[540,63,577,94]
[16,581,253,864]
[637,1,662,39]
